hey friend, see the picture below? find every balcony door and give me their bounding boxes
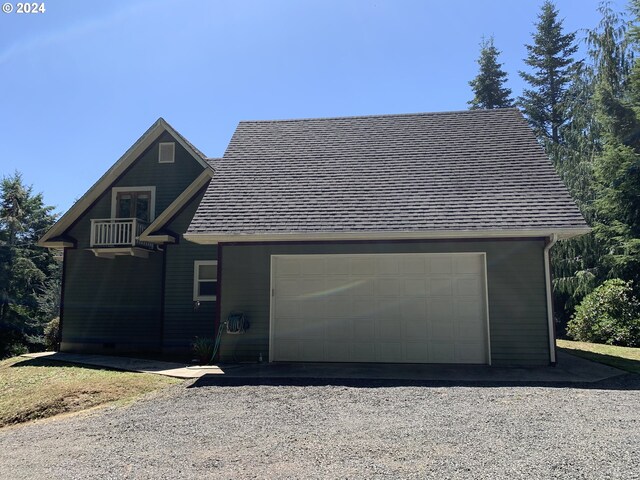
[111,187,156,222]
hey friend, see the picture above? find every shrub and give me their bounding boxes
[192,337,215,365]
[567,279,640,347]
[43,317,60,350]
[6,342,28,357]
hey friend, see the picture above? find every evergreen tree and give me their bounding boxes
[0,172,58,357]
[468,36,513,109]
[519,1,578,144]
[591,2,640,289]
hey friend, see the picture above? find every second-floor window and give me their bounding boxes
[111,187,156,222]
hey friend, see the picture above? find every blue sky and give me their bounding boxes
[0,0,627,214]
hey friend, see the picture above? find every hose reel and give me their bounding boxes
[226,312,249,335]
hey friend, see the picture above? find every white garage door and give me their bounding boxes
[270,253,490,364]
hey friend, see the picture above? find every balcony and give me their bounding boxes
[89,218,154,258]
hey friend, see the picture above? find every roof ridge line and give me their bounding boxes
[237,108,521,124]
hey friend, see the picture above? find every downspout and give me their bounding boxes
[544,233,558,365]
[58,248,68,352]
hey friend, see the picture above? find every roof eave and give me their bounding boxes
[139,169,214,243]
[182,227,592,245]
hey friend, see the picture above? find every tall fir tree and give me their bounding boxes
[550,4,633,326]
[518,1,578,145]
[468,36,513,109]
[591,2,640,289]
[0,172,58,357]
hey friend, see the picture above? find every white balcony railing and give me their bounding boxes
[90,218,153,249]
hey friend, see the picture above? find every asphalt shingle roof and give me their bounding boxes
[187,108,588,236]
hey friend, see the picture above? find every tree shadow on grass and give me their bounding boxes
[7,357,123,372]
[557,347,640,375]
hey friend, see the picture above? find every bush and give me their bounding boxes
[44,317,60,350]
[567,279,640,347]
[192,337,215,365]
[5,342,28,357]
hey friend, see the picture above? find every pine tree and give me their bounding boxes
[0,172,58,357]
[519,1,578,144]
[468,36,513,109]
[590,0,640,289]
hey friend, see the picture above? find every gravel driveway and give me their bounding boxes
[1,375,638,479]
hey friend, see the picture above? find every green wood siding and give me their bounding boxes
[61,249,163,353]
[59,133,207,356]
[219,240,550,365]
[162,190,217,356]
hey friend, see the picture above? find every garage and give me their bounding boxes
[270,253,490,364]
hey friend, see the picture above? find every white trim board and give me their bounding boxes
[184,227,591,245]
[139,170,213,243]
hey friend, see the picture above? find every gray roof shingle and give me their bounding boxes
[187,108,589,237]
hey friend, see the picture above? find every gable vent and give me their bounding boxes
[159,142,175,163]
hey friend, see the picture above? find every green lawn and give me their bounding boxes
[557,339,640,374]
[0,356,180,428]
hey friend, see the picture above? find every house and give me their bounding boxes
[39,108,590,365]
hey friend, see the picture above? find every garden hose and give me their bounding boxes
[208,321,227,365]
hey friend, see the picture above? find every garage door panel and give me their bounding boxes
[455,343,485,363]
[404,342,429,362]
[298,297,326,319]
[400,297,427,320]
[430,256,453,274]
[399,257,426,274]
[275,298,299,318]
[377,277,401,296]
[455,276,482,296]
[456,320,485,342]
[351,277,375,296]
[300,341,324,361]
[428,297,454,321]
[353,318,376,340]
[275,257,303,276]
[297,319,325,339]
[297,278,326,296]
[350,257,375,275]
[403,278,428,296]
[454,255,483,274]
[350,298,371,317]
[430,320,455,342]
[325,341,351,362]
[300,257,326,275]
[326,296,353,318]
[431,277,453,296]
[274,340,301,361]
[276,278,303,296]
[272,254,488,364]
[376,318,402,342]
[457,299,483,322]
[375,343,403,362]
[352,342,376,362]
[403,317,428,339]
[326,318,353,341]
[377,256,401,275]
[324,257,350,275]
[429,343,456,363]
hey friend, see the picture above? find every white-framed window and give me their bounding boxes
[193,260,218,301]
[158,142,175,163]
[110,186,156,222]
